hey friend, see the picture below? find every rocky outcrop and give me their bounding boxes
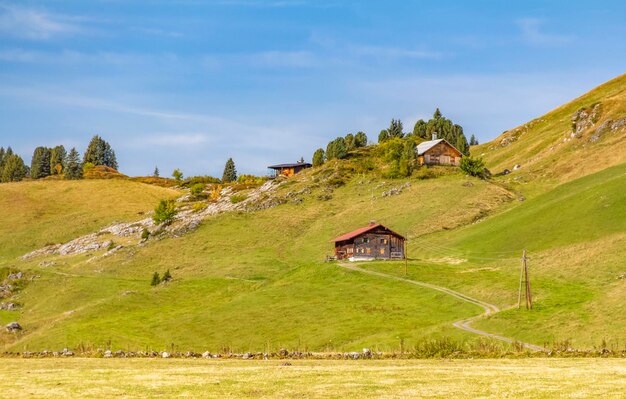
[571,103,602,137]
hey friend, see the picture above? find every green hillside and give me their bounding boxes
[1,74,625,352]
[474,72,626,194]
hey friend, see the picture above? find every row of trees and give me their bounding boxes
[312,131,368,167]
[1,135,117,183]
[411,109,471,155]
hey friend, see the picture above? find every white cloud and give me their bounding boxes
[517,18,572,46]
[141,133,210,146]
[0,4,81,40]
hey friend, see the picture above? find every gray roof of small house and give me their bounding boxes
[416,139,462,156]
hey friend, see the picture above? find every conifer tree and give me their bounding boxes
[30,147,52,179]
[469,134,479,146]
[222,158,237,183]
[172,168,183,181]
[50,145,66,175]
[345,133,355,151]
[151,272,161,287]
[378,129,389,143]
[162,269,172,282]
[64,147,83,180]
[1,154,27,183]
[83,135,118,169]
[354,131,368,148]
[312,148,325,167]
[153,166,160,177]
[387,119,404,139]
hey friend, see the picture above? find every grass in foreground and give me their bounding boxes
[1,358,626,398]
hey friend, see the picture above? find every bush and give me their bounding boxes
[236,174,267,185]
[230,194,248,204]
[190,183,205,196]
[460,157,487,178]
[141,228,150,240]
[153,199,177,226]
[162,269,172,282]
[192,203,208,212]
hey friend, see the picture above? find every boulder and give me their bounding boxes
[162,351,171,358]
[202,351,212,358]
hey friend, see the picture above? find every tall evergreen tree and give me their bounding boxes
[30,147,52,179]
[326,140,336,159]
[64,147,83,180]
[153,166,160,177]
[354,131,368,148]
[312,148,325,167]
[469,134,479,146]
[222,158,237,183]
[50,145,66,175]
[412,109,470,155]
[433,108,442,119]
[387,119,404,139]
[1,154,27,183]
[83,135,118,169]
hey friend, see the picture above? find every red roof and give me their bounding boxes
[331,223,405,242]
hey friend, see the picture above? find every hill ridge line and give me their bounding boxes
[339,263,544,352]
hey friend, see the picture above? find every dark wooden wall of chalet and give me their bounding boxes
[424,142,462,165]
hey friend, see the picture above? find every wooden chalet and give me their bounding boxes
[416,134,463,166]
[268,161,312,178]
[332,222,406,261]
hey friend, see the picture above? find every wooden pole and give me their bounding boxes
[518,249,524,309]
[404,239,408,277]
[524,250,533,310]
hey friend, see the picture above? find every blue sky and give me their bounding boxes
[1,1,625,177]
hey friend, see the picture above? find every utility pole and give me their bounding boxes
[518,249,533,309]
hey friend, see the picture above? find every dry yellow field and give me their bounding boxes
[2,358,626,398]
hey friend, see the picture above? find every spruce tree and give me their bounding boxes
[312,148,325,167]
[50,145,66,175]
[151,272,161,287]
[222,158,237,183]
[30,147,52,179]
[162,269,172,282]
[0,147,5,169]
[469,134,479,146]
[433,108,442,119]
[84,135,118,169]
[387,119,404,139]
[64,147,83,180]
[326,140,336,160]
[331,137,347,159]
[153,166,160,177]
[1,154,27,182]
[354,131,368,148]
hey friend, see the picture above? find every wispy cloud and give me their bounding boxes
[0,4,81,40]
[517,18,572,46]
[139,133,210,146]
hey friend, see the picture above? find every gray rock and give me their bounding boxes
[5,321,22,332]
[202,351,212,358]
[161,351,171,358]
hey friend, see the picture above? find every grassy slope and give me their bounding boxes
[0,180,180,260]
[367,163,626,347]
[473,72,626,195]
[3,170,514,351]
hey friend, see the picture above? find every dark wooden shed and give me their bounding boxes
[268,161,312,178]
[331,223,406,261]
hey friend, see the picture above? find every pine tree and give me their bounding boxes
[64,147,83,180]
[50,145,66,175]
[30,147,52,179]
[172,168,183,181]
[433,108,442,119]
[222,158,237,183]
[345,133,355,151]
[151,272,161,287]
[153,166,160,177]
[326,140,336,160]
[1,154,27,183]
[312,148,325,167]
[0,147,5,169]
[469,134,479,146]
[162,269,172,282]
[354,131,368,148]
[398,139,417,177]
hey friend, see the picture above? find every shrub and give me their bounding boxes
[150,272,161,287]
[153,199,177,226]
[190,183,205,196]
[460,157,487,178]
[162,269,172,282]
[230,194,247,204]
[236,174,267,185]
[82,162,95,173]
[192,203,208,212]
[141,228,150,240]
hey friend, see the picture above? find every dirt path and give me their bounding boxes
[339,263,544,352]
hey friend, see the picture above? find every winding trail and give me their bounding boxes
[339,263,544,352]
